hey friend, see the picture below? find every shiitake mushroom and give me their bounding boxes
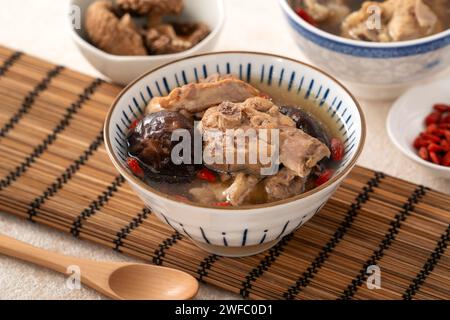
[279,105,330,147]
[127,111,196,182]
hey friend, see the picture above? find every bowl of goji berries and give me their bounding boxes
[387,80,450,178]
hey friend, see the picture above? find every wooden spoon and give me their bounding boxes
[0,235,198,300]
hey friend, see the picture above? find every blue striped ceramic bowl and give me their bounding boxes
[104,52,366,257]
[279,0,450,100]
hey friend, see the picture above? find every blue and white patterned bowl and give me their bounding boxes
[279,0,450,100]
[104,52,366,257]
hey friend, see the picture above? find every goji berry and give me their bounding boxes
[213,201,232,207]
[413,137,428,149]
[428,143,444,153]
[315,169,334,187]
[197,168,217,183]
[442,152,450,166]
[330,137,344,161]
[127,157,144,178]
[425,112,441,126]
[441,114,450,124]
[129,119,139,131]
[420,132,441,143]
[433,103,450,113]
[441,140,450,152]
[426,123,438,134]
[295,8,318,26]
[429,152,441,165]
[418,147,429,160]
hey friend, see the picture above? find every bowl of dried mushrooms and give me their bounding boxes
[68,0,224,85]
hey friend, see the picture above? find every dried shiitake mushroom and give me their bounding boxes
[144,22,210,55]
[85,0,147,56]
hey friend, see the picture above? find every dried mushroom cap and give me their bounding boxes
[144,22,210,55]
[116,0,184,16]
[85,0,147,56]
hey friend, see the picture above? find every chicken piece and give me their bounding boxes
[201,97,330,177]
[223,173,261,206]
[146,76,261,114]
[264,167,306,201]
[117,0,183,16]
[341,0,443,42]
[280,127,330,177]
[189,183,227,205]
[303,0,350,23]
[85,0,147,56]
[144,22,210,55]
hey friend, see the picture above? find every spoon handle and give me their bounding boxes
[0,235,77,274]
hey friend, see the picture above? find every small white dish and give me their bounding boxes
[387,77,450,179]
[68,0,224,85]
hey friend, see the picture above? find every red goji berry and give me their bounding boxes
[441,140,450,152]
[129,119,139,131]
[213,201,232,207]
[330,137,344,161]
[413,137,428,149]
[426,124,438,134]
[441,114,450,124]
[445,130,450,141]
[295,8,318,26]
[433,103,450,113]
[425,112,441,126]
[429,152,441,165]
[127,157,144,178]
[197,168,217,183]
[315,169,334,187]
[418,147,429,160]
[420,132,441,143]
[428,143,444,153]
[442,152,450,166]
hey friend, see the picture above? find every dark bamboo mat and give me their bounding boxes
[0,45,449,300]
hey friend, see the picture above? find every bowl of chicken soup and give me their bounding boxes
[280,0,450,100]
[104,52,366,257]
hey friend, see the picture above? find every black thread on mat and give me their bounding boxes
[403,224,449,300]
[0,65,63,138]
[152,232,182,265]
[113,207,151,252]
[283,171,385,300]
[340,185,428,300]
[27,131,104,221]
[70,175,125,237]
[240,233,294,298]
[0,78,103,191]
[0,51,22,77]
[197,254,220,282]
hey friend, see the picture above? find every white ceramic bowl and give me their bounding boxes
[104,52,366,257]
[279,0,450,100]
[68,0,224,85]
[387,77,450,179]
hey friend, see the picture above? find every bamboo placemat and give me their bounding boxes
[0,45,449,300]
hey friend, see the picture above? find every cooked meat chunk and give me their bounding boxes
[264,167,306,201]
[117,0,183,16]
[223,173,261,206]
[189,183,227,204]
[85,0,147,56]
[280,127,330,177]
[341,0,443,42]
[127,111,196,180]
[279,105,330,147]
[146,76,261,114]
[201,97,330,177]
[302,0,350,23]
[144,22,210,55]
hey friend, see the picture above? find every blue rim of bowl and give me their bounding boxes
[104,51,366,211]
[279,0,450,58]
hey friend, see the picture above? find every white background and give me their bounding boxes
[0,0,448,299]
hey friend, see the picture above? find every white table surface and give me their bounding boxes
[0,0,449,300]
